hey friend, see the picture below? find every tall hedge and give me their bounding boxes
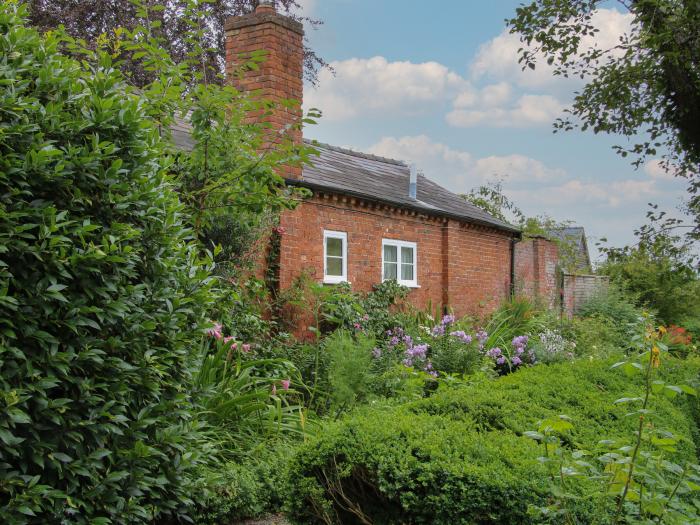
[0,3,212,522]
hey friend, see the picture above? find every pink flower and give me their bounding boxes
[353,323,361,330]
[280,379,291,390]
[274,226,287,235]
[242,343,251,353]
[230,342,238,351]
[206,322,223,340]
[223,336,234,344]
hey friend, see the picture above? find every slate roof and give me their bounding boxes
[546,226,592,271]
[169,118,519,233]
[294,140,519,233]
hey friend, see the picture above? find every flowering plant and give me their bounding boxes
[529,328,576,364]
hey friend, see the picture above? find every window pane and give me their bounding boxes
[401,262,414,281]
[401,246,413,264]
[384,262,397,280]
[327,257,343,276]
[326,237,343,257]
[384,244,397,263]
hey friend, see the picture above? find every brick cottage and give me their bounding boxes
[175,2,596,323]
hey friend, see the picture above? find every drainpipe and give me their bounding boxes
[510,237,517,298]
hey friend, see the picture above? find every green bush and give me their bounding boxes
[285,359,700,524]
[191,446,293,524]
[0,5,212,522]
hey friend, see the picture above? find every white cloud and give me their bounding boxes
[470,8,634,90]
[446,93,564,128]
[644,159,678,180]
[511,178,658,208]
[304,56,467,121]
[365,135,563,192]
[473,154,565,182]
[296,0,316,15]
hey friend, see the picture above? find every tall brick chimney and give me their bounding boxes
[224,0,304,179]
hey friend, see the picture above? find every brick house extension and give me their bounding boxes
[213,2,526,320]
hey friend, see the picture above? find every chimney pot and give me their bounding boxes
[256,0,275,14]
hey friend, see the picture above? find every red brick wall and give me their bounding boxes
[278,192,515,320]
[514,237,559,308]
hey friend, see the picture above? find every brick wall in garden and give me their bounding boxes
[562,273,609,318]
[513,237,560,308]
[278,192,514,327]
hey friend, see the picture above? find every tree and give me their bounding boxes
[597,204,700,324]
[27,0,328,87]
[0,2,217,521]
[508,0,700,227]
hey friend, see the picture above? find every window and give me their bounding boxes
[323,230,347,283]
[382,239,418,287]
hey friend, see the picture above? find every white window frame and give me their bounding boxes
[323,230,348,284]
[381,239,418,287]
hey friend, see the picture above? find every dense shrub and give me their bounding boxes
[0,5,212,522]
[285,359,700,524]
[191,446,293,524]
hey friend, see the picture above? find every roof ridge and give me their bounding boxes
[304,138,407,167]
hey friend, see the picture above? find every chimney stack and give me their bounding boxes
[224,1,304,179]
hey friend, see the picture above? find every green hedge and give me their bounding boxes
[0,4,212,523]
[285,359,700,524]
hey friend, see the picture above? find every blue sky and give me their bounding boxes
[295,0,690,261]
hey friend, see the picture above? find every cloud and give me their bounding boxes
[511,179,658,208]
[470,8,634,90]
[446,93,564,128]
[295,0,316,15]
[644,159,678,180]
[473,154,565,182]
[365,135,563,192]
[304,56,467,121]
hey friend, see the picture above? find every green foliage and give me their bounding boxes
[191,445,294,524]
[192,336,308,456]
[0,3,215,522]
[285,358,700,524]
[429,329,483,376]
[286,408,550,525]
[461,178,524,224]
[577,285,643,328]
[598,242,700,326]
[526,324,700,524]
[326,331,374,416]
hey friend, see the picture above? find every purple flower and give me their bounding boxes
[512,356,522,366]
[512,335,529,348]
[431,324,445,337]
[476,329,488,349]
[450,330,473,344]
[496,356,506,365]
[441,314,456,326]
[403,335,413,346]
[389,336,399,347]
[372,347,382,358]
[486,347,502,358]
[402,358,413,367]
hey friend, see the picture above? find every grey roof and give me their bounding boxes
[168,118,518,233]
[546,227,592,271]
[297,140,519,233]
